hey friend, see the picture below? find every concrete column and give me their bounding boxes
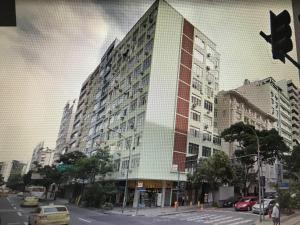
[161,181,166,208]
[132,188,139,208]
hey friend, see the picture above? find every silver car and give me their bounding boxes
[252,199,275,215]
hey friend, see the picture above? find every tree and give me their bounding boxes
[0,174,4,186]
[188,151,234,203]
[56,151,86,165]
[221,122,289,194]
[284,145,300,181]
[7,174,23,190]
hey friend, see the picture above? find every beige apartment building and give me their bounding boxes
[276,79,300,147]
[216,90,276,156]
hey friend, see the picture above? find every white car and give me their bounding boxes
[252,199,275,215]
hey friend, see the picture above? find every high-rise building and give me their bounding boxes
[69,0,221,207]
[53,100,77,162]
[0,160,27,182]
[237,77,293,150]
[276,79,300,147]
[30,142,55,170]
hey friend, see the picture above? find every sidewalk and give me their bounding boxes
[255,210,300,225]
[105,205,199,216]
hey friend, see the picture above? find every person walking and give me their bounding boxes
[271,203,280,225]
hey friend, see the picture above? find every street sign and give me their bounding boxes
[279,182,289,190]
[137,182,143,188]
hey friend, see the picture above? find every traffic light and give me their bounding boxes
[270,10,293,63]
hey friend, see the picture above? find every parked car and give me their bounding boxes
[28,205,70,225]
[17,192,24,197]
[252,199,275,215]
[21,196,39,207]
[222,197,241,208]
[234,196,258,211]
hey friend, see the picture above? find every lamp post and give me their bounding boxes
[248,126,262,223]
[107,126,135,214]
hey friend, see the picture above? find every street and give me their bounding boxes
[0,195,259,225]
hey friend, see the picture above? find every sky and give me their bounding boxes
[0,0,298,163]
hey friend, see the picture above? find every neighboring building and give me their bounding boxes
[237,77,293,150]
[69,0,221,207]
[0,160,27,182]
[53,100,77,162]
[30,142,55,169]
[216,90,276,156]
[276,79,300,147]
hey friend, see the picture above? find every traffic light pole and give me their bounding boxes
[259,31,300,70]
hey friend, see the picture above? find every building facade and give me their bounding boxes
[0,160,27,182]
[276,79,300,147]
[53,100,77,162]
[30,142,55,169]
[237,77,293,150]
[68,0,221,207]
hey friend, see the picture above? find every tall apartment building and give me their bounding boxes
[69,0,221,207]
[30,142,55,170]
[0,160,27,182]
[276,79,300,147]
[53,100,77,162]
[237,77,293,150]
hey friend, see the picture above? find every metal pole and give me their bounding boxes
[176,166,180,211]
[256,132,262,223]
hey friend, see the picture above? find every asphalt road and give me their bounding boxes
[0,195,259,225]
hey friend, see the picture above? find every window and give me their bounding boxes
[203,133,212,141]
[204,100,213,112]
[141,74,149,87]
[125,137,132,150]
[134,65,142,79]
[138,33,145,47]
[244,117,249,124]
[120,122,126,133]
[134,133,141,146]
[215,82,219,92]
[117,140,123,150]
[133,82,140,95]
[131,154,140,168]
[128,57,135,70]
[88,127,95,136]
[190,111,201,122]
[130,99,137,112]
[206,58,214,69]
[143,56,152,70]
[202,146,211,157]
[121,159,129,169]
[203,115,212,126]
[137,112,145,129]
[206,86,214,98]
[193,64,203,79]
[139,94,148,106]
[188,143,199,155]
[190,127,200,138]
[195,36,205,49]
[136,49,143,63]
[132,28,139,42]
[114,159,120,172]
[213,136,221,145]
[147,23,155,36]
[236,112,242,120]
[193,49,204,63]
[191,95,201,107]
[192,78,203,92]
[128,117,135,130]
[145,39,153,52]
[207,45,214,57]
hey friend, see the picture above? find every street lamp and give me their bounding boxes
[107,126,135,214]
[248,126,263,223]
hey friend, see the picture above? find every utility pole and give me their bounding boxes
[176,165,180,211]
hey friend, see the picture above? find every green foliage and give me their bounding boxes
[7,174,23,189]
[188,151,234,198]
[56,151,86,165]
[82,182,117,208]
[284,145,300,181]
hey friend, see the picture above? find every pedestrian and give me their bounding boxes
[271,203,280,225]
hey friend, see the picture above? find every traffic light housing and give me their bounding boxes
[270,10,293,63]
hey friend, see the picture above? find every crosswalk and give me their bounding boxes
[160,212,256,225]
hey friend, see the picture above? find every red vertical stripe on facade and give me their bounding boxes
[173,19,194,172]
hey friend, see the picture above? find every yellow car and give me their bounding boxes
[28,205,70,225]
[21,196,39,207]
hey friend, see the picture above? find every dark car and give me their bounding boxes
[223,197,240,208]
[234,196,258,211]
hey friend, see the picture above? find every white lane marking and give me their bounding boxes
[24,222,28,225]
[17,212,22,216]
[186,214,217,221]
[7,197,11,203]
[203,215,229,223]
[184,214,210,221]
[78,217,91,223]
[214,218,243,225]
[230,219,254,225]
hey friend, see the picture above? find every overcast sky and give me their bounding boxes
[0,0,298,163]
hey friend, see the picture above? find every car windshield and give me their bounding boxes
[44,207,67,213]
[240,198,251,202]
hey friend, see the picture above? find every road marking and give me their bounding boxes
[24,223,28,225]
[230,219,254,225]
[78,217,91,223]
[204,215,230,223]
[214,218,243,224]
[7,197,11,203]
[17,212,22,216]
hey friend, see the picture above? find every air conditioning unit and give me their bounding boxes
[120,116,125,120]
[138,88,143,93]
[206,66,211,71]
[207,111,210,114]
[147,34,151,39]
[192,103,197,108]
[140,71,144,75]
[119,89,123,93]
[207,53,211,58]
[204,125,209,130]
